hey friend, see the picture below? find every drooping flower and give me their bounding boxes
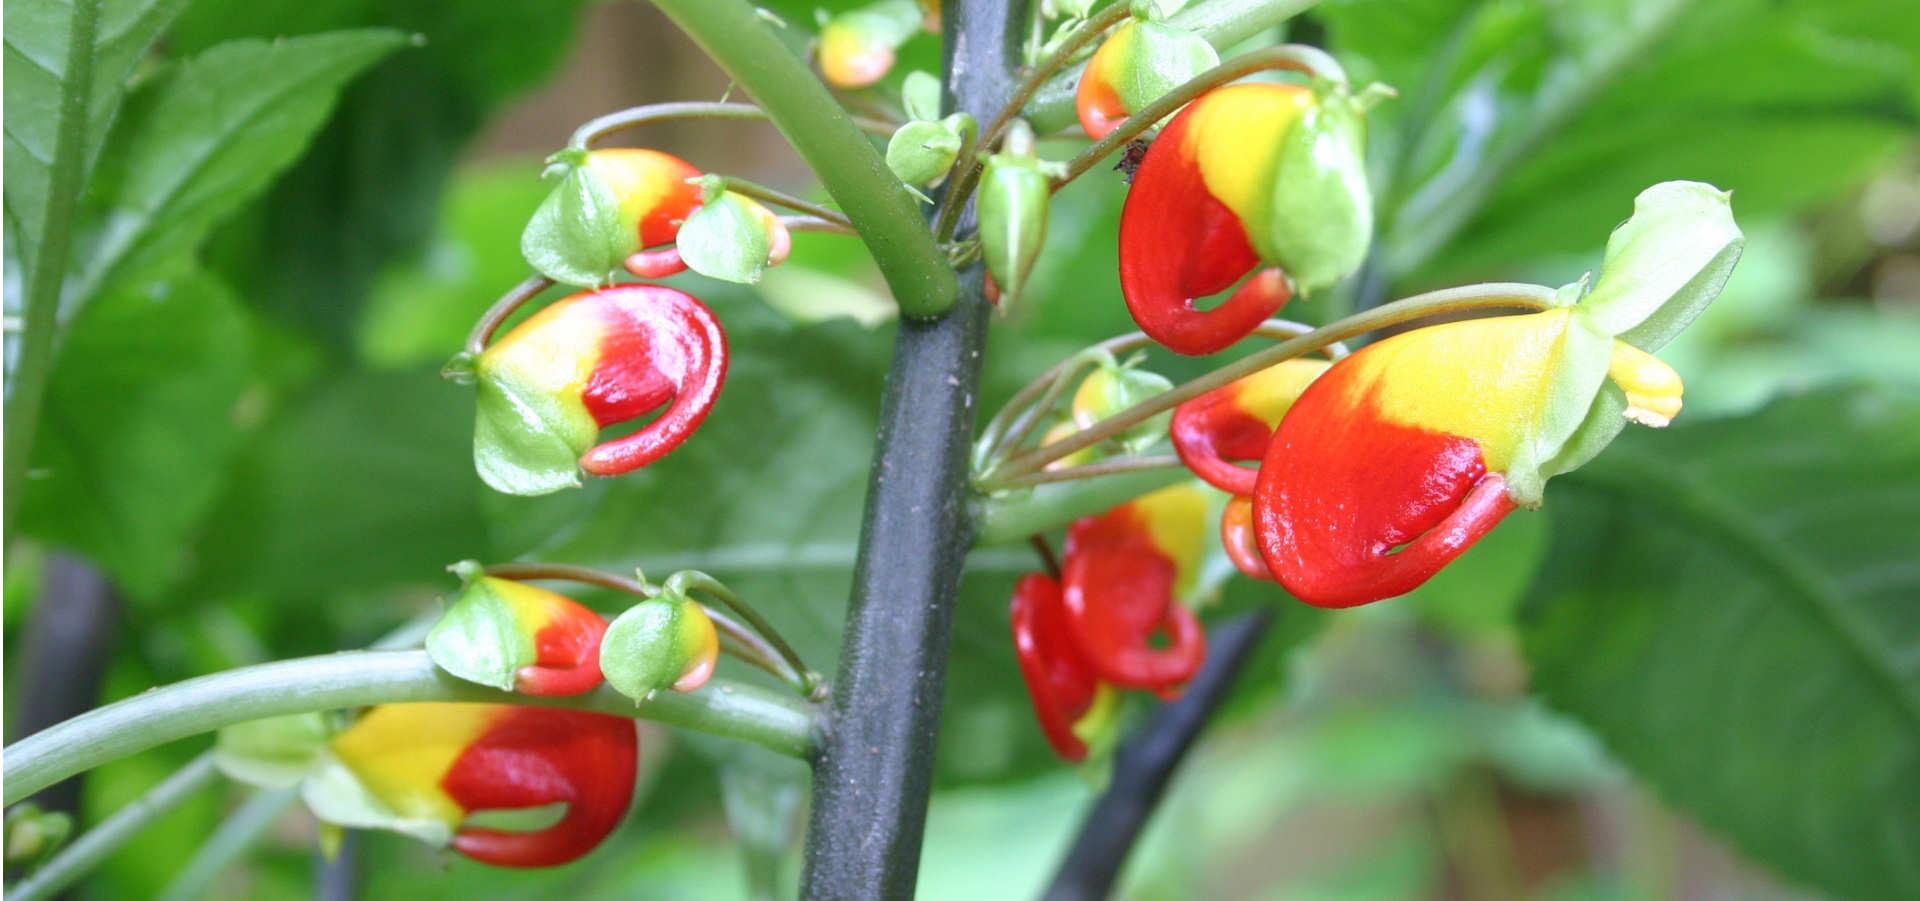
[1170,357,1329,496]
[1074,20,1219,140]
[427,571,609,696]
[327,704,638,867]
[1251,181,1742,608]
[1119,82,1374,355]
[1059,483,1209,691]
[1011,573,1121,762]
[472,284,726,496]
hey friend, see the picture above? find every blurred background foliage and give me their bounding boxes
[3,0,1916,898]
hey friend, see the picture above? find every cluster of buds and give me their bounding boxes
[1013,483,1211,761]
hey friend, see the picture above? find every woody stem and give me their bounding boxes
[982,282,1561,484]
[1053,43,1349,189]
[483,563,816,697]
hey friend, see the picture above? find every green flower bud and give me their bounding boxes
[6,804,73,870]
[1578,180,1745,351]
[1259,79,1375,296]
[887,117,967,187]
[675,188,793,285]
[600,588,720,700]
[1071,355,1175,453]
[978,121,1053,311]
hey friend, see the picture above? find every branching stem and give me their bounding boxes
[566,101,897,150]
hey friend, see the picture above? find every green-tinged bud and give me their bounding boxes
[215,713,335,789]
[675,190,793,285]
[600,589,721,700]
[817,0,922,88]
[1071,355,1174,453]
[901,70,943,121]
[1578,181,1744,351]
[521,149,706,288]
[887,116,968,187]
[978,121,1052,312]
[1075,20,1218,141]
[6,804,73,870]
[426,575,609,696]
[1260,79,1376,296]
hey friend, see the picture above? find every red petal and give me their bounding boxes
[442,708,638,867]
[1060,509,1206,690]
[1119,104,1291,355]
[1011,573,1100,761]
[1253,400,1517,608]
[576,286,728,476]
[514,606,609,697]
[1170,382,1272,496]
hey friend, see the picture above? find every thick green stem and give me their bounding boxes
[649,0,958,317]
[6,756,220,901]
[1022,0,1324,134]
[3,650,816,804]
[973,468,1192,545]
[4,0,102,540]
[986,282,1561,483]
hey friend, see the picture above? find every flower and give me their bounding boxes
[328,704,637,867]
[471,284,726,496]
[1012,484,1212,760]
[1119,82,1373,354]
[1249,180,1742,608]
[1170,357,1329,496]
[1074,20,1219,140]
[521,149,704,288]
[426,571,609,696]
[1251,308,1684,608]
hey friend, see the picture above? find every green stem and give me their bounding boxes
[719,176,853,229]
[3,650,816,804]
[973,468,1193,545]
[567,101,898,150]
[648,0,958,317]
[4,0,102,541]
[666,571,825,702]
[456,274,553,360]
[1054,43,1348,188]
[780,215,859,236]
[482,562,816,697]
[1382,0,1696,276]
[6,756,220,901]
[994,453,1186,487]
[984,282,1560,483]
[1021,0,1325,134]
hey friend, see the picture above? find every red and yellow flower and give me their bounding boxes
[1013,483,1211,760]
[1252,308,1685,608]
[1170,357,1329,497]
[581,149,705,279]
[1120,82,1373,355]
[329,704,638,867]
[472,284,726,496]
[426,574,609,697]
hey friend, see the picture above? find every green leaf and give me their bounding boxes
[16,269,253,600]
[177,369,492,601]
[520,163,627,288]
[1520,386,1920,901]
[3,0,191,284]
[69,29,410,306]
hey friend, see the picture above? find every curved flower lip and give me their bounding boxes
[1251,310,1610,607]
[330,704,638,868]
[474,285,728,494]
[1219,497,1272,582]
[1011,573,1103,761]
[1059,488,1208,690]
[1119,83,1316,355]
[1171,358,1328,495]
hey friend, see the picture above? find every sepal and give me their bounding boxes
[600,588,721,699]
[675,186,792,285]
[426,573,608,696]
[977,122,1053,312]
[1579,180,1743,351]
